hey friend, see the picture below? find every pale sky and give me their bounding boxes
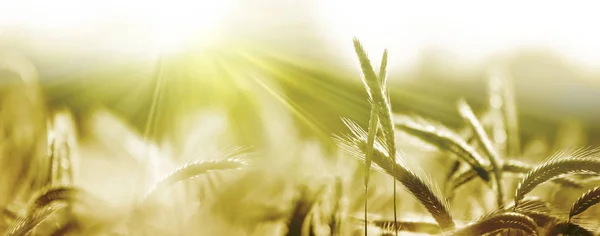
[318,0,600,70]
[1,0,599,69]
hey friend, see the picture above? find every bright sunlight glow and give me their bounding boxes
[0,0,232,55]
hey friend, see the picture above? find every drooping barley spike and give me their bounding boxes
[457,99,504,206]
[506,197,551,213]
[479,197,565,229]
[143,158,248,201]
[501,159,582,189]
[448,212,537,236]
[477,197,549,222]
[448,159,583,198]
[336,119,455,230]
[515,148,600,208]
[394,116,490,182]
[546,222,594,236]
[569,186,600,221]
[27,186,81,215]
[368,219,441,235]
[5,201,67,236]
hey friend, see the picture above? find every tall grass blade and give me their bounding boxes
[364,95,379,236]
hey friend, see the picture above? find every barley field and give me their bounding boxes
[1,1,600,235]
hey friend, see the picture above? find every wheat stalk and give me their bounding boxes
[329,177,344,236]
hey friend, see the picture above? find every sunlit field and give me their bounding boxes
[1,0,600,235]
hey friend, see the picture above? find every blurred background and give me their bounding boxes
[1,0,600,151]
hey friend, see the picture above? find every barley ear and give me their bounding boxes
[368,219,441,235]
[514,148,600,208]
[457,99,504,207]
[448,212,537,236]
[336,120,455,230]
[546,222,594,236]
[142,158,247,201]
[449,159,583,196]
[5,201,68,236]
[365,49,389,185]
[394,116,490,182]
[27,186,81,215]
[352,38,395,159]
[569,186,600,221]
